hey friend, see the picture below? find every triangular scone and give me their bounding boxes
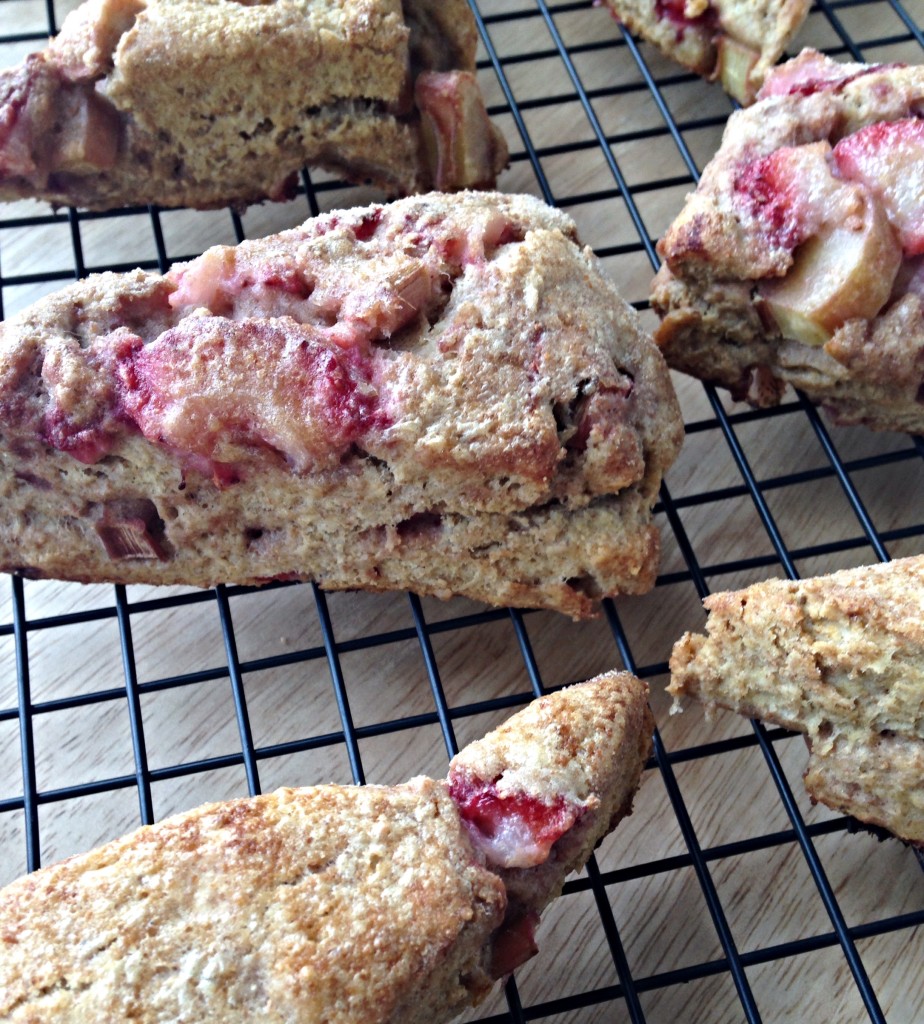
[0,191,683,618]
[652,50,924,434]
[0,0,508,211]
[600,0,810,104]
[668,556,924,846]
[0,671,653,1024]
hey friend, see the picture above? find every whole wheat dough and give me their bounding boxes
[0,670,653,1024]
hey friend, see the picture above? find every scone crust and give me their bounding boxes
[652,50,924,433]
[0,191,683,617]
[0,781,506,1024]
[668,556,924,845]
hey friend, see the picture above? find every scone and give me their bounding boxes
[652,49,924,434]
[668,556,924,846]
[0,671,653,1024]
[0,191,684,618]
[0,0,508,210]
[600,0,810,104]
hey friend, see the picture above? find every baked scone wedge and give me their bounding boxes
[0,671,653,1024]
[600,0,810,104]
[0,191,684,618]
[668,556,924,846]
[652,49,924,434]
[0,0,508,210]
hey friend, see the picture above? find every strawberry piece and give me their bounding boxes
[758,50,893,98]
[42,407,115,464]
[448,768,582,869]
[833,118,924,257]
[115,318,391,473]
[730,140,878,261]
[732,146,822,253]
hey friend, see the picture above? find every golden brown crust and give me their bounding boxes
[0,191,683,617]
[0,671,653,1024]
[668,556,924,846]
[0,782,506,1024]
[0,0,508,209]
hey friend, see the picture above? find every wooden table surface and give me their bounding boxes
[1,1,923,1021]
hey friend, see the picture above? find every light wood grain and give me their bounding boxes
[1,1,923,1022]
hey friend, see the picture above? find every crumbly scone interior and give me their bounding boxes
[668,557,924,844]
[0,192,683,616]
[652,49,924,433]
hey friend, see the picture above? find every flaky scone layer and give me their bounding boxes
[0,671,652,1024]
[0,191,683,617]
[653,50,924,434]
[668,556,924,846]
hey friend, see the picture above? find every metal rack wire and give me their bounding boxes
[1,1,923,1021]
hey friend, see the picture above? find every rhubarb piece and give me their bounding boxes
[758,187,901,347]
[0,191,683,618]
[0,0,508,211]
[668,557,924,847]
[95,498,170,561]
[415,70,507,191]
[600,0,811,104]
[0,671,652,1023]
[716,35,760,103]
[653,49,924,434]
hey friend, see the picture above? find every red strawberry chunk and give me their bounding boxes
[730,141,860,258]
[732,147,816,252]
[115,317,392,473]
[758,52,894,98]
[42,406,115,463]
[448,768,583,869]
[833,118,924,256]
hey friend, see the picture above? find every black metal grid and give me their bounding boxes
[1,1,923,1021]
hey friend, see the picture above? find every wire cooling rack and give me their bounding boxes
[1,1,923,1021]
